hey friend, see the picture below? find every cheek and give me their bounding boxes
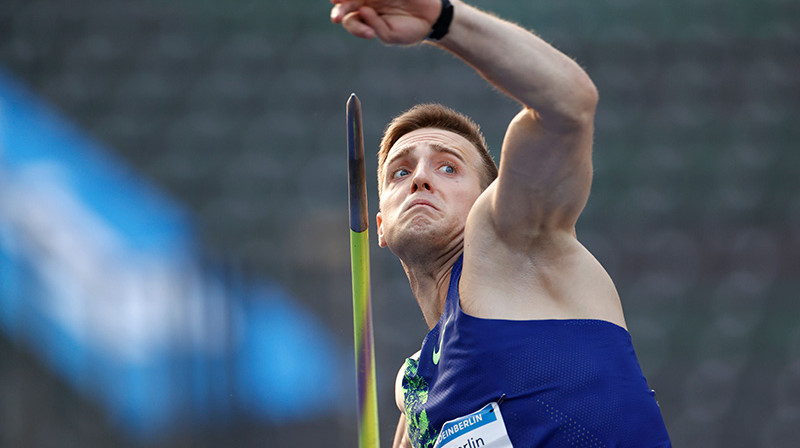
[381,195,403,218]
[459,185,483,214]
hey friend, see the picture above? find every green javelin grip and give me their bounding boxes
[347,93,380,448]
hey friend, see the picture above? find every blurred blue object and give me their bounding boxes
[236,282,344,422]
[0,67,345,438]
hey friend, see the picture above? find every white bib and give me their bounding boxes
[433,402,513,448]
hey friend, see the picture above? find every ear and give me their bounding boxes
[376,211,387,247]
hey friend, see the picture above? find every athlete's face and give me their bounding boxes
[376,128,484,255]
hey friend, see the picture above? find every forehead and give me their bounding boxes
[387,127,480,164]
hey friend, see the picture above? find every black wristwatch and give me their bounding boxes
[427,0,454,41]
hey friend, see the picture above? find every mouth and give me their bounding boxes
[405,199,439,212]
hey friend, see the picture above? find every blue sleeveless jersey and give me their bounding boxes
[401,256,671,447]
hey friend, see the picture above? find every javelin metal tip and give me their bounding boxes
[347,93,361,110]
[347,91,367,233]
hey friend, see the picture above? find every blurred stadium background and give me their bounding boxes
[0,0,798,446]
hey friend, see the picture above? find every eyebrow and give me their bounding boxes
[385,143,467,168]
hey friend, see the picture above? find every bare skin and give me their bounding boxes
[331,1,619,447]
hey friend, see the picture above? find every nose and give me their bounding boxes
[410,164,433,193]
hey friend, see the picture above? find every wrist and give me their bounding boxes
[427,0,454,41]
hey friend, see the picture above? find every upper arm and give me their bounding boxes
[485,106,595,243]
[393,413,413,448]
[393,354,417,448]
[395,361,406,413]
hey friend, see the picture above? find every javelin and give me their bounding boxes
[347,93,380,448]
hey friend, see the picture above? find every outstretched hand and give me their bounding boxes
[330,0,442,44]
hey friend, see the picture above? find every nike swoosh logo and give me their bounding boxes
[432,315,450,365]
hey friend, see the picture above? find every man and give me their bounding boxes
[331,0,671,447]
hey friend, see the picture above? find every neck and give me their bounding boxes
[400,246,463,329]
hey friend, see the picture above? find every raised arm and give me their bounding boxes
[436,2,598,238]
[331,0,598,238]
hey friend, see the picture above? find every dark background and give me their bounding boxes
[1,0,798,446]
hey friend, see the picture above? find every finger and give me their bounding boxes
[342,11,376,39]
[358,5,428,45]
[356,6,392,40]
[330,1,362,23]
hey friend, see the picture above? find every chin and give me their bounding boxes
[388,220,458,258]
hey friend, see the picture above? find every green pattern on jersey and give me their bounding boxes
[402,358,438,448]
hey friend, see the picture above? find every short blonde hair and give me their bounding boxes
[377,104,497,195]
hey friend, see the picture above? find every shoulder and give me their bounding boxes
[461,195,625,325]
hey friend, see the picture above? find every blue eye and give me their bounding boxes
[439,164,455,174]
[393,168,410,179]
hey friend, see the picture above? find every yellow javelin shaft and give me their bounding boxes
[350,228,379,448]
[347,93,380,448]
